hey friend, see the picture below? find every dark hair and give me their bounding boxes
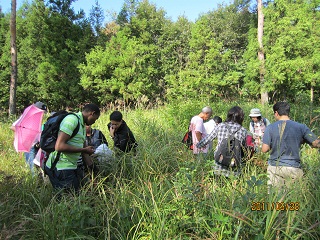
[213,116,222,124]
[273,102,290,116]
[83,103,100,115]
[226,106,244,125]
[250,116,262,121]
[110,110,123,122]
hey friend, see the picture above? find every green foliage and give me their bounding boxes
[1,100,319,239]
[263,0,320,102]
[1,0,320,110]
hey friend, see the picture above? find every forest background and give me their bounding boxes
[0,0,320,112]
[1,0,320,239]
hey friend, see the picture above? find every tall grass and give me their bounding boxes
[0,100,319,239]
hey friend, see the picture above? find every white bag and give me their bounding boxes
[93,144,114,163]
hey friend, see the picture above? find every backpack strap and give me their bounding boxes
[263,117,267,126]
[50,113,80,171]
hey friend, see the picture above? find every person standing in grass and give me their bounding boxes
[197,106,247,177]
[45,103,101,192]
[190,106,213,156]
[204,115,222,151]
[108,111,137,153]
[248,108,270,151]
[262,101,320,188]
[77,124,109,184]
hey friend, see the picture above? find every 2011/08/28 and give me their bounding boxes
[251,202,300,211]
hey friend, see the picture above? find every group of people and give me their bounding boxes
[12,103,137,192]
[12,101,320,193]
[189,102,320,188]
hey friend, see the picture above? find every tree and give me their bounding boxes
[257,0,268,104]
[9,0,17,115]
[263,0,320,102]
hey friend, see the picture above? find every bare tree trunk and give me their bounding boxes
[257,0,268,104]
[9,0,17,115]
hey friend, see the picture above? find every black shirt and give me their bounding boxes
[108,120,137,153]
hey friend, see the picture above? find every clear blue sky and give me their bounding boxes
[1,0,230,22]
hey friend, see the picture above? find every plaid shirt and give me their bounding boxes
[196,122,247,152]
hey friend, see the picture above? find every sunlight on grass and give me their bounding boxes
[1,101,319,239]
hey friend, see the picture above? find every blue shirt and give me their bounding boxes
[262,120,317,168]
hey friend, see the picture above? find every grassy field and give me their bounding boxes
[0,100,319,239]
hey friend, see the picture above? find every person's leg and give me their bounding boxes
[281,166,304,188]
[24,146,38,176]
[45,166,80,192]
[267,165,285,191]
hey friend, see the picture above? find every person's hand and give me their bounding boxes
[83,146,95,155]
[110,126,115,138]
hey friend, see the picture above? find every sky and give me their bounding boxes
[0,0,230,22]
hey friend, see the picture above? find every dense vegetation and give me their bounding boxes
[0,0,319,112]
[1,100,319,239]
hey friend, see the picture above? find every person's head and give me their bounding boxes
[110,110,123,131]
[249,108,262,123]
[200,106,213,121]
[213,116,222,125]
[273,102,290,117]
[34,101,47,112]
[226,106,244,125]
[82,103,100,125]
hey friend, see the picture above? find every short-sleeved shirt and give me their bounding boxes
[197,122,247,152]
[262,120,318,168]
[46,112,85,170]
[190,115,208,154]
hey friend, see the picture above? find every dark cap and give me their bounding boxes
[34,101,47,112]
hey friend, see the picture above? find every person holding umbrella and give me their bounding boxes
[11,101,47,176]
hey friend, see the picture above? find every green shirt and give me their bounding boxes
[46,112,85,170]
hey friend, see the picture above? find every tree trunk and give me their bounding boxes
[9,0,17,115]
[257,0,268,104]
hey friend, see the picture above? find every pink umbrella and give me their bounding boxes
[12,105,45,152]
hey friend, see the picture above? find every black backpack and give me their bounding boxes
[40,111,80,170]
[214,125,244,168]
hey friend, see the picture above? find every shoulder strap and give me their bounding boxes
[68,113,80,139]
[263,118,267,126]
[50,113,80,171]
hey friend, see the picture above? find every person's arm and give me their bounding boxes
[261,143,270,153]
[116,131,130,152]
[195,131,202,141]
[55,131,95,154]
[196,128,217,149]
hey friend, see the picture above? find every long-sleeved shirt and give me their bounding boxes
[197,121,247,152]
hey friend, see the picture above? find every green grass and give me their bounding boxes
[0,100,319,239]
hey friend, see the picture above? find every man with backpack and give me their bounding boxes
[44,103,101,192]
[196,106,248,177]
[190,106,213,156]
[262,102,320,189]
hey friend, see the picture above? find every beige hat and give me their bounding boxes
[249,108,261,117]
